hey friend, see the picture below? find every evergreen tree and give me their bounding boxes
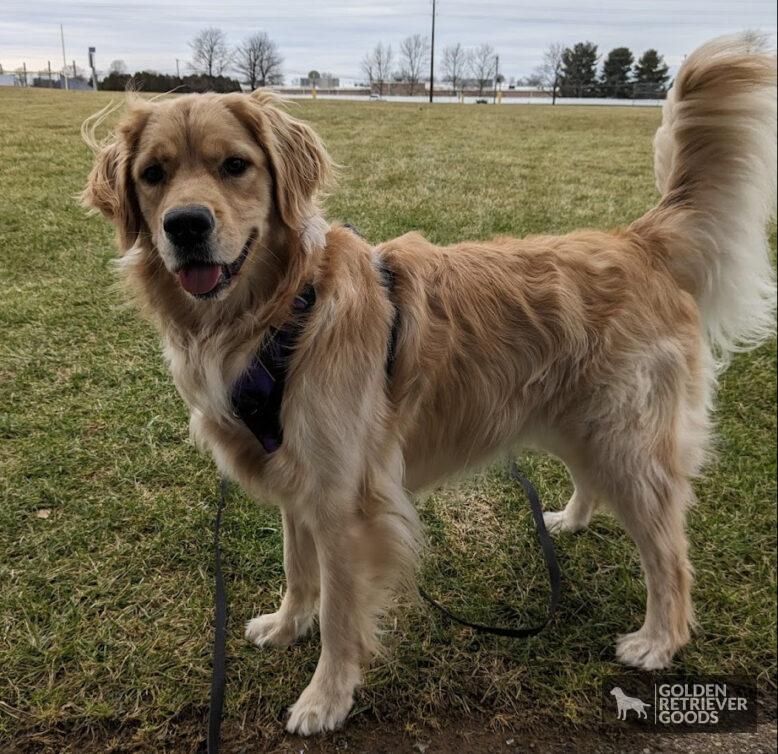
[634,49,670,97]
[559,42,598,97]
[600,47,634,98]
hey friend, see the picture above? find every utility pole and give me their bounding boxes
[48,60,52,86]
[428,0,436,103]
[493,54,499,103]
[176,58,181,78]
[88,47,97,91]
[60,24,69,90]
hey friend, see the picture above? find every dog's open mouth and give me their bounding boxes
[177,230,257,299]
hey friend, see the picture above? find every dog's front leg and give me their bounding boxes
[246,507,319,648]
[285,500,376,735]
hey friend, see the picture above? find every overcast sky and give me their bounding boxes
[2,1,776,83]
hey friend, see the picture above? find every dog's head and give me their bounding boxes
[82,92,332,303]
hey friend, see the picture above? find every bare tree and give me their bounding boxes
[469,43,496,96]
[108,59,127,75]
[374,43,393,96]
[361,53,374,89]
[189,27,232,78]
[363,42,393,96]
[398,34,430,96]
[442,43,467,92]
[234,32,283,88]
[520,73,544,87]
[534,42,564,104]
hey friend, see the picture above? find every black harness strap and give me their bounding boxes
[375,258,400,378]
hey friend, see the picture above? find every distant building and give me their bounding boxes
[32,74,92,90]
[62,76,92,90]
[0,71,92,89]
[32,76,59,88]
[299,75,339,88]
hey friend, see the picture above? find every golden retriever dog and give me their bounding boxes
[82,34,776,735]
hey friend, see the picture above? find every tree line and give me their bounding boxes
[530,43,670,102]
[95,25,670,100]
[101,27,283,92]
[362,38,503,96]
[361,37,669,100]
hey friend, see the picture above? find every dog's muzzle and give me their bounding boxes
[172,226,257,299]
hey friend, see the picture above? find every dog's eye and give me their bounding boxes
[141,164,165,185]
[222,157,249,177]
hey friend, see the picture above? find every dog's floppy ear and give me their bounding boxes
[81,104,149,252]
[228,92,333,235]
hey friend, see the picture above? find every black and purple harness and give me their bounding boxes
[230,234,400,454]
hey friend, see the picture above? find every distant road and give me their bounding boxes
[283,93,664,107]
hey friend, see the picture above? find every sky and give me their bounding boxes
[2,1,776,84]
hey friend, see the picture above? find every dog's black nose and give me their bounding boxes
[163,205,214,245]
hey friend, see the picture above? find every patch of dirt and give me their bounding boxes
[274,721,777,754]
[6,710,776,753]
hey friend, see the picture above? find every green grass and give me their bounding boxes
[0,88,775,752]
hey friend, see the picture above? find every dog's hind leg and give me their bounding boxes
[608,458,694,670]
[580,339,702,669]
[543,447,601,534]
[543,471,599,534]
[245,508,320,648]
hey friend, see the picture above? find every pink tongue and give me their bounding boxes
[178,265,223,295]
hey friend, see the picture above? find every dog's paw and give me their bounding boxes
[543,509,586,534]
[615,630,674,670]
[245,611,313,649]
[285,679,354,736]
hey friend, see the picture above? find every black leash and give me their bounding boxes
[419,461,561,637]
[208,477,229,754]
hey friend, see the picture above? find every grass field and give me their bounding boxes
[0,88,775,753]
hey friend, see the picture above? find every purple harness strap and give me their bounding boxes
[230,286,316,453]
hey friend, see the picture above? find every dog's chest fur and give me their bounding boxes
[161,327,296,505]
[162,331,252,429]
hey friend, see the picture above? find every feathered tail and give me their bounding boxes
[635,33,777,366]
